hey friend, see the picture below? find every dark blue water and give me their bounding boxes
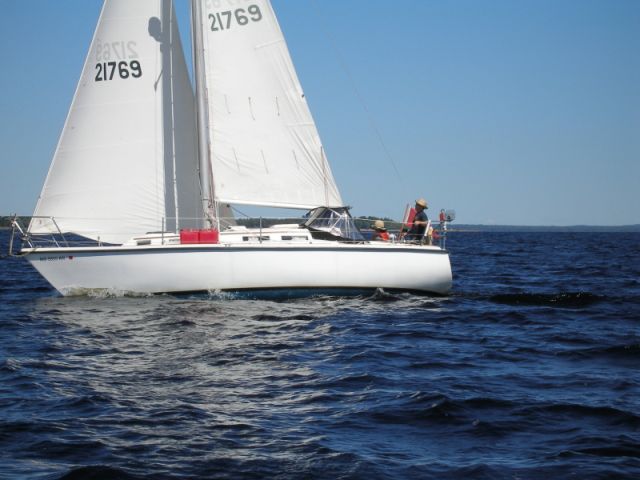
[1,230,639,479]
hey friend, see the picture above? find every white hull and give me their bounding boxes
[23,243,452,297]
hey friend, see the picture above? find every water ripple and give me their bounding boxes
[1,231,640,479]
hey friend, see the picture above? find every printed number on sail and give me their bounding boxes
[95,61,142,82]
[95,41,139,62]
[209,5,263,31]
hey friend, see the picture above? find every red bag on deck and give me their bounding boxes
[180,229,219,244]
[404,207,416,228]
[179,229,199,244]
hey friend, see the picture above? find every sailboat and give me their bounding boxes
[11,0,452,296]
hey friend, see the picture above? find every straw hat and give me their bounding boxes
[371,219,386,230]
[415,198,428,208]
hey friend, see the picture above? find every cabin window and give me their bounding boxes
[242,236,270,242]
[282,235,309,241]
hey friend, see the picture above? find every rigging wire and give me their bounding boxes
[308,0,403,182]
[230,205,253,219]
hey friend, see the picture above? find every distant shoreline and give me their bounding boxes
[447,224,640,233]
[1,217,639,233]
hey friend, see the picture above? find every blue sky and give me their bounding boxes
[1,0,638,225]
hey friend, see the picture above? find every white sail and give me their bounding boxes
[196,0,343,209]
[30,0,202,244]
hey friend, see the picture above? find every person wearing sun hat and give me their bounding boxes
[370,219,390,242]
[405,198,429,242]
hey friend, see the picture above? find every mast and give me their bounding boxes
[164,0,180,231]
[191,0,214,228]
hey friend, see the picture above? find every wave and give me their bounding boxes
[488,292,603,308]
[362,392,640,440]
[553,434,640,461]
[367,392,518,428]
[58,466,146,480]
[517,403,640,430]
[559,343,640,364]
[565,444,640,458]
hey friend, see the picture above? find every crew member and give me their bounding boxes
[371,220,390,241]
[405,198,429,242]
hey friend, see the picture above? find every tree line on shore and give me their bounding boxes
[0,215,403,230]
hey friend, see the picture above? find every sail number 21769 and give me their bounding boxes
[208,5,263,32]
[94,40,142,82]
[95,61,142,82]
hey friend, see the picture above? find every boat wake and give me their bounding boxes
[59,287,155,298]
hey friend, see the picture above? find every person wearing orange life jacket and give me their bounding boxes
[370,220,390,241]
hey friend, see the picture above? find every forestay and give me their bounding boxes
[30,0,202,244]
[196,0,343,209]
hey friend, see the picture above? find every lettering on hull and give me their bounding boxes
[37,256,74,262]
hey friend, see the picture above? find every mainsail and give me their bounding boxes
[195,0,343,209]
[30,0,202,244]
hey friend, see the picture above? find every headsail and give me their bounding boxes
[194,0,343,209]
[30,0,202,244]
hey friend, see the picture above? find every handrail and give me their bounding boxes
[8,215,34,256]
[10,213,451,252]
[10,215,100,252]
